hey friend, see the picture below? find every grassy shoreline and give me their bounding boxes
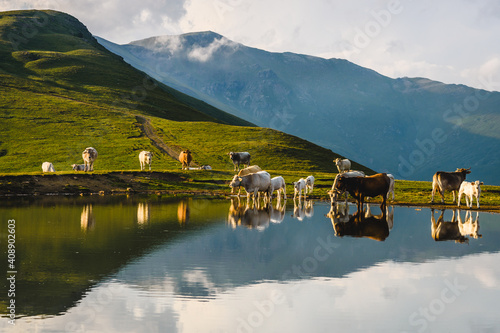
[1,170,499,213]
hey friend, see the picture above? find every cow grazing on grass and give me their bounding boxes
[42,162,55,172]
[139,151,153,171]
[334,158,351,174]
[229,171,271,204]
[334,173,391,210]
[72,164,85,171]
[269,176,287,200]
[229,152,251,171]
[305,175,315,195]
[431,168,471,204]
[82,147,98,172]
[179,150,192,170]
[458,180,483,209]
[293,178,306,200]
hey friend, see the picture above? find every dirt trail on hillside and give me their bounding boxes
[136,115,179,161]
[136,115,199,167]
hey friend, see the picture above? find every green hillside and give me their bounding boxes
[0,10,370,174]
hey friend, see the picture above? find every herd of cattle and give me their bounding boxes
[40,149,484,209]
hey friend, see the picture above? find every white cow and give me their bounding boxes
[293,178,306,200]
[139,151,153,171]
[231,165,263,195]
[269,176,287,200]
[334,158,351,173]
[305,175,315,195]
[387,174,395,201]
[458,180,483,208]
[82,147,98,172]
[42,162,55,172]
[72,164,85,171]
[229,171,271,204]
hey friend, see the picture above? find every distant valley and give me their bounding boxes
[96,32,500,184]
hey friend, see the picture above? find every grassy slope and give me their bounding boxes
[0,10,368,174]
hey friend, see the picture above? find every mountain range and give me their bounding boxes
[96,32,500,184]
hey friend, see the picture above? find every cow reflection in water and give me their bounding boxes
[326,203,392,242]
[291,198,314,221]
[80,204,95,231]
[228,198,286,230]
[137,202,151,225]
[177,199,191,225]
[431,209,481,244]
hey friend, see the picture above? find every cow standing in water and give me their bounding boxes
[431,168,471,204]
[82,147,98,172]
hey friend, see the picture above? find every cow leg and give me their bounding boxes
[380,194,387,210]
[452,190,457,204]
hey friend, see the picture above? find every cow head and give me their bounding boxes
[334,176,348,192]
[455,167,471,174]
[229,175,241,192]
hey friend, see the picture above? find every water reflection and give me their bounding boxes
[326,203,392,241]
[291,198,314,221]
[177,199,191,224]
[137,202,150,225]
[431,209,482,244]
[228,198,288,229]
[1,197,500,333]
[80,204,95,231]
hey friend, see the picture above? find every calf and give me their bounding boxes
[293,178,306,200]
[139,151,153,171]
[229,152,251,171]
[458,180,483,209]
[42,162,55,172]
[334,173,390,210]
[305,175,315,195]
[72,164,85,171]
[269,176,287,200]
[431,168,471,204]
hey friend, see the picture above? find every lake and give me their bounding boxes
[1,196,499,333]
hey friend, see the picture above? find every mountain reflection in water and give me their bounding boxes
[1,197,499,332]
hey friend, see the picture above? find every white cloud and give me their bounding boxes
[187,37,237,62]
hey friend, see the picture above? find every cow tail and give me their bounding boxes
[432,173,442,196]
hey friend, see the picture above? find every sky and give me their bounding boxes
[2,0,500,90]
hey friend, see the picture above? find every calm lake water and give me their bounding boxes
[1,196,500,333]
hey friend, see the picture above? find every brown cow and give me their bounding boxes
[431,168,471,204]
[179,150,192,170]
[334,173,390,210]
